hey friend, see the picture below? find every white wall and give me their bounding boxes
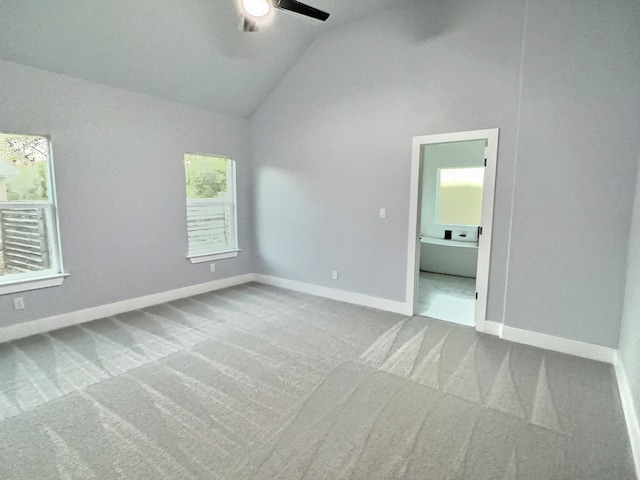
[619,149,640,449]
[0,59,253,327]
[251,0,640,347]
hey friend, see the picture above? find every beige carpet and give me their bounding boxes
[0,283,635,479]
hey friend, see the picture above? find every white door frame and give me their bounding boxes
[406,128,499,333]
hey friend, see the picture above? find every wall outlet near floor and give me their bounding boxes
[13,297,25,310]
[210,263,216,272]
[332,270,339,280]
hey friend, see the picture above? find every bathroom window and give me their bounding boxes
[0,133,66,294]
[184,153,239,263]
[436,167,484,226]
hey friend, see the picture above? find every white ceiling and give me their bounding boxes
[0,0,409,117]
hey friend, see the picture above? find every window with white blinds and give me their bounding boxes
[0,133,66,294]
[184,153,239,262]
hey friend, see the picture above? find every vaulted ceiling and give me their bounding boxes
[0,0,410,116]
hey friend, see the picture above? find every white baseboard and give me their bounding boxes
[0,273,257,344]
[476,320,503,337]
[254,274,412,315]
[614,353,640,478]
[0,273,619,368]
[1,273,410,344]
[500,325,616,364]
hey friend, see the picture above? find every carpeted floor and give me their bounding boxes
[0,282,635,479]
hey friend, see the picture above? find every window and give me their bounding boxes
[0,133,65,294]
[184,153,239,263]
[436,167,484,226]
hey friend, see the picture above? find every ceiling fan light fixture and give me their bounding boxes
[242,0,271,17]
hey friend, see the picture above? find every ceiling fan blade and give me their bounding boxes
[273,0,330,22]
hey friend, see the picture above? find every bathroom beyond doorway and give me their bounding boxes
[407,128,499,332]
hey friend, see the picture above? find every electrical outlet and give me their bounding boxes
[13,297,25,310]
[379,208,386,219]
[332,270,338,280]
[210,263,216,272]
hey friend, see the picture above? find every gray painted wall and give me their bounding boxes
[503,0,640,346]
[1,0,639,350]
[0,59,253,327]
[251,0,640,347]
[620,151,640,438]
[252,0,524,311]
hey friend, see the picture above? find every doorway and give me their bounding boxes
[406,129,499,332]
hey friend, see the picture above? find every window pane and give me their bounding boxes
[0,135,50,202]
[187,202,233,256]
[437,167,483,225]
[185,154,229,200]
[184,153,236,257]
[0,134,59,279]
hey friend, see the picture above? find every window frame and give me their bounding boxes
[0,133,67,295]
[184,153,240,264]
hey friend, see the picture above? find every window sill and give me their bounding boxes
[188,249,241,264]
[0,273,69,295]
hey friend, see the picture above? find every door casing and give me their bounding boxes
[406,128,499,332]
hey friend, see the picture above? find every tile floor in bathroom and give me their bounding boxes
[416,271,476,327]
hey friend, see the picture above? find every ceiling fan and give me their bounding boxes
[241,0,330,32]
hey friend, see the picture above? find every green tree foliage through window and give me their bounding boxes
[0,134,50,202]
[184,154,228,199]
